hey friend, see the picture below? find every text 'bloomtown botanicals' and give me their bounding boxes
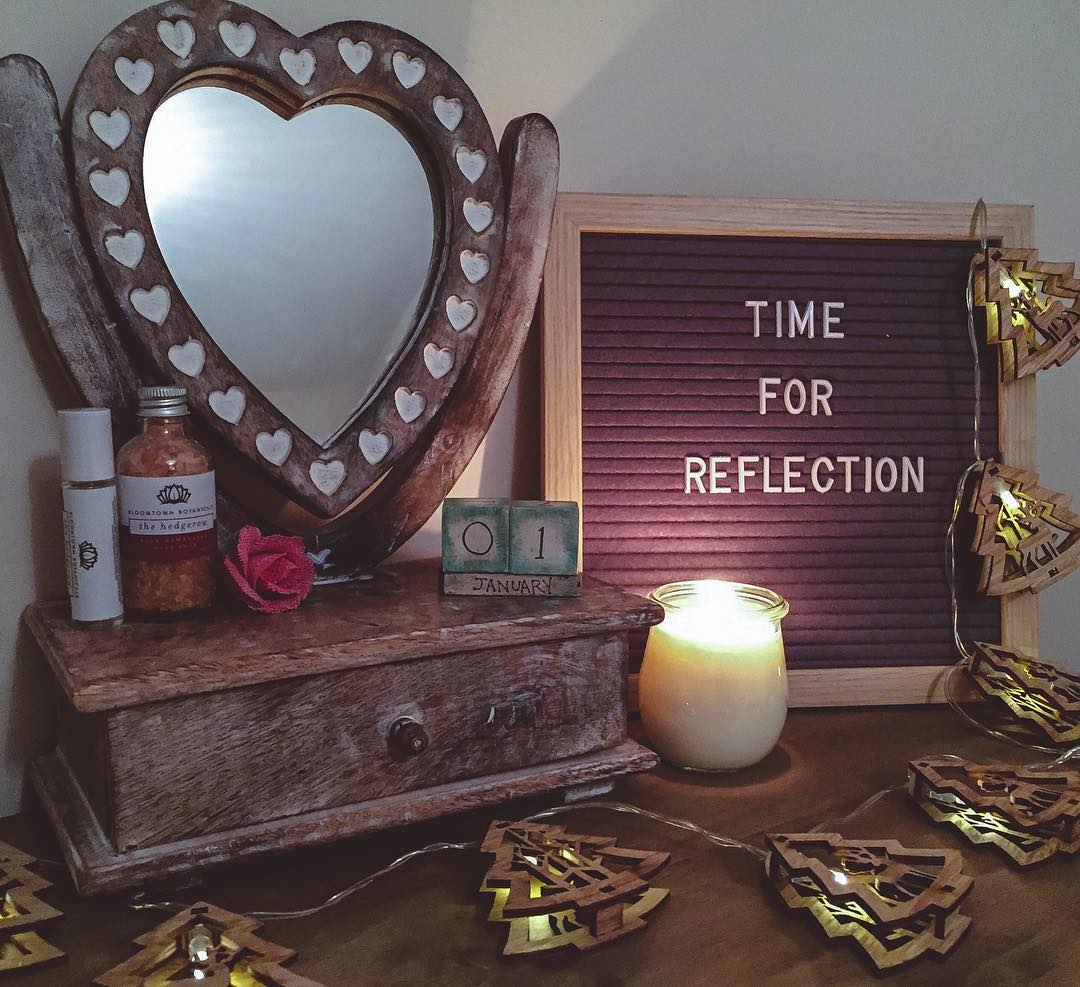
[683,300,924,496]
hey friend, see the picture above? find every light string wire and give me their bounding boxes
[944,197,989,664]
[941,199,1080,767]
[523,799,769,860]
[129,841,482,921]
[125,784,932,923]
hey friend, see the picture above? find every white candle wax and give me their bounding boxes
[640,582,788,771]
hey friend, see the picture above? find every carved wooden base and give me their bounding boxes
[31,742,656,895]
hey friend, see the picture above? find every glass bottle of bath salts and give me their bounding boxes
[117,387,216,615]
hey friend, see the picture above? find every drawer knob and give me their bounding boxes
[388,717,429,756]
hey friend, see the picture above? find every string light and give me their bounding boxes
[941,199,1080,764]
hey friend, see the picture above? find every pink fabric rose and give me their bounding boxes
[223,526,315,614]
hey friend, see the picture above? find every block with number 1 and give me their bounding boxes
[509,501,579,575]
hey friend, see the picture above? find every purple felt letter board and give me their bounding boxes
[579,232,999,670]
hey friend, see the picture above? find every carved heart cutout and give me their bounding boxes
[114,57,154,95]
[157,19,196,58]
[338,38,372,74]
[130,285,170,324]
[463,197,493,233]
[358,428,391,464]
[256,428,292,465]
[168,338,205,377]
[423,343,454,379]
[89,108,130,149]
[105,230,145,269]
[394,387,426,423]
[309,459,346,495]
[89,167,129,206]
[433,95,462,131]
[445,295,477,332]
[209,386,247,424]
[392,51,425,88]
[460,250,489,284]
[455,146,487,183]
[72,6,506,518]
[279,48,316,86]
[218,20,256,57]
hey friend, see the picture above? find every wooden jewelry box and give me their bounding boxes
[24,562,661,894]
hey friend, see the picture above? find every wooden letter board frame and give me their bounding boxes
[541,194,1037,706]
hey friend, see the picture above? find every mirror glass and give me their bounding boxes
[143,86,437,446]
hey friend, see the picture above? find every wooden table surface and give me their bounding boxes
[5,706,1073,986]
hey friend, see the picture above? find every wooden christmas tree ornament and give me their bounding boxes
[764,833,973,972]
[908,755,1080,867]
[478,819,670,955]
[0,840,64,974]
[969,460,1080,596]
[94,902,323,987]
[968,641,1080,745]
[974,246,1080,380]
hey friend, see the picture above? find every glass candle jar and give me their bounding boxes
[639,580,790,771]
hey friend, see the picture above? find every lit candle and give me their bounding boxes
[639,580,789,771]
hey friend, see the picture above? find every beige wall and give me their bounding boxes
[0,0,1077,814]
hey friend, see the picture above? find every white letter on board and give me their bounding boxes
[709,455,731,493]
[811,456,835,493]
[762,456,782,493]
[788,300,815,338]
[783,379,808,415]
[784,456,806,493]
[823,301,845,338]
[875,457,898,493]
[836,455,859,492]
[902,456,925,493]
[811,379,834,416]
[737,456,760,493]
[759,377,782,415]
[685,456,707,494]
[746,300,768,338]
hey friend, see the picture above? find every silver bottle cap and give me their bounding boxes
[138,385,190,418]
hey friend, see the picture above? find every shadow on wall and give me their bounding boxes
[0,174,79,804]
[3,456,65,805]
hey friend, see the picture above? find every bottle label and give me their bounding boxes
[63,484,124,622]
[118,471,216,561]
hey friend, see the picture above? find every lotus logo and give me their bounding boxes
[78,540,98,570]
[156,483,192,505]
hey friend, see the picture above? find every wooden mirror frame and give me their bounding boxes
[0,1,558,573]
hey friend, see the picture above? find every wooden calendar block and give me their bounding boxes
[441,499,510,573]
[510,501,579,575]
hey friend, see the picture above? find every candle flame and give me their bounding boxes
[658,581,779,647]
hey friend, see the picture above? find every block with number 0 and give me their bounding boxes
[509,501,579,575]
[441,498,510,573]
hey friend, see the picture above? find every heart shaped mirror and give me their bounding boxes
[143,86,437,447]
[1,0,558,576]
[68,5,508,518]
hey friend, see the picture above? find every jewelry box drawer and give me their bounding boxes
[68,632,628,852]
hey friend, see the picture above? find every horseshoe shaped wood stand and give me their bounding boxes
[0,3,661,893]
